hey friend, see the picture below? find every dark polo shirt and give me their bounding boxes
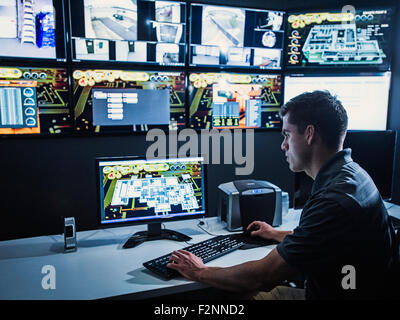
[277,149,399,299]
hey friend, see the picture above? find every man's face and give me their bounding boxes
[281,114,311,172]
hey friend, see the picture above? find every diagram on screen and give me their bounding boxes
[0,66,70,135]
[287,10,392,67]
[302,24,385,65]
[101,161,204,221]
[72,69,186,132]
[188,73,282,129]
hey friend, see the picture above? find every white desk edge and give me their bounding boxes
[0,202,398,300]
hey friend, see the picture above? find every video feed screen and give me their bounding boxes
[98,157,206,224]
[0,66,71,135]
[70,0,186,66]
[284,73,391,130]
[286,8,394,69]
[190,4,285,69]
[188,72,282,129]
[0,0,66,61]
[72,69,186,133]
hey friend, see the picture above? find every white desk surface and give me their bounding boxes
[0,202,398,300]
[0,209,302,300]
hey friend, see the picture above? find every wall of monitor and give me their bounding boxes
[0,0,399,240]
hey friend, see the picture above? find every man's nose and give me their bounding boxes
[281,139,287,151]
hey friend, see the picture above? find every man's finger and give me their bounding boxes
[169,253,180,263]
[166,262,180,270]
[175,250,191,257]
[247,222,255,230]
[248,221,261,230]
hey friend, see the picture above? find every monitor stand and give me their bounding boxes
[123,223,192,248]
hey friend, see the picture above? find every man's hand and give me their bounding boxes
[247,221,277,239]
[167,250,208,281]
[247,221,292,242]
[167,247,296,293]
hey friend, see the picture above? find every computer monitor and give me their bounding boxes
[188,72,282,129]
[70,0,186,66]
[96,156,206,243]
[284,73,391,130]
[189,3,285,69]
[72,69,186,133]
[0,66,71,135]
[0,0,66,61]
[285,7,394,69]
[294,130,396,208]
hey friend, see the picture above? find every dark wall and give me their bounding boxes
[0,132,293,241]
[0,0,399,240]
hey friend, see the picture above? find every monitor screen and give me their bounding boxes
[189,4,285,70]
[0,0,66,61]
[188,72,282,129]
[0,66,71,135]
[97,157,206,225]
[72,69,186,133]
[285,7,394,69]
[284,73,391,130]
[70,0,186,66]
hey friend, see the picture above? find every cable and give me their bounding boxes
[197,221,220,236]
[101,228,121,239]
[47,234,61,243]
[182,240,197,246]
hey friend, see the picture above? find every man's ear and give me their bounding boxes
[305,125,315,145]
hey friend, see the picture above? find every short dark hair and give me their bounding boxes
[280,90,348,150]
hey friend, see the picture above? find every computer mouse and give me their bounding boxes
[243,224,260,238]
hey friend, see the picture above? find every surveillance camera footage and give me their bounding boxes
[70,0,186,66]
[190,4,285,70]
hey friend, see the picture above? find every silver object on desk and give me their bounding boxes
[64,217,77,253]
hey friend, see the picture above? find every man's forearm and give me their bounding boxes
[272,230,293,242]
[169,248,295,294]
[193,232,294,291]
[195,248,291,293]
[196,261,270,293]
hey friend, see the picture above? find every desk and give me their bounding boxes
[0,203,398,300]
[0,209,301,300]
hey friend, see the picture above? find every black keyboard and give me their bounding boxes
[143,235,244,279]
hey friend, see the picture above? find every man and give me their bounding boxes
[167,90,399,300]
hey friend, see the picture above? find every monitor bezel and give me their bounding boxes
[71,66,187,134]
[68,0,187,67]
[187,69,284,131]
[95,155,208,228]
[283,71,392,131]
[0,0,67,63]
[283,5,396,72]
[0,64,72,137]
[188,2,286,71]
